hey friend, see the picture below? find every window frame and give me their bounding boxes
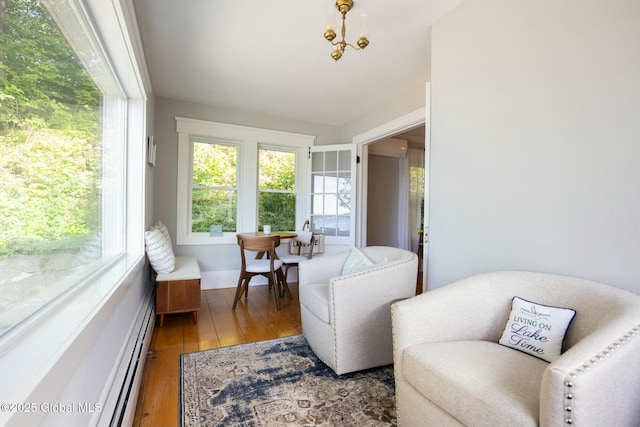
[0,0,148,423]
[176,117,315,245]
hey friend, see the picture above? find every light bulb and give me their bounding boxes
[325,6,336,31]
[359,11,369,38]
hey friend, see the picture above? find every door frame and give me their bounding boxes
[353,83,431,285]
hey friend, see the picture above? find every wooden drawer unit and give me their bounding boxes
[156,278,200,326]
[155,256,201,327]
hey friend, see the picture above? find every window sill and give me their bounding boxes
[0,254,145,426]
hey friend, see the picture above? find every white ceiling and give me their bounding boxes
[132,0,462,126]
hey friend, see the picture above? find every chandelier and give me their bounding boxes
[323,0,369,61]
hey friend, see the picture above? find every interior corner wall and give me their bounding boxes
[339,81,428,141]
[428,0,640,293]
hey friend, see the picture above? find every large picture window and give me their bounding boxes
[0,0,127,338]
[176,118,314,245]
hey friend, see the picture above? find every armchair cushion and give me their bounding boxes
[404,341,546,427]
[498,296,576,362]
[299,283,330,323]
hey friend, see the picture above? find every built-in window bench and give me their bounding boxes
[155,256,201,327]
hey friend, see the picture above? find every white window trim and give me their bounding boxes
[176,117,315,245]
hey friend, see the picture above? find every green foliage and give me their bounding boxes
[0,0,100,131]
[0,0,102,256]
[192,189,237,233]
[259,149,295,191]
[0,128,101,255]
[258,193,295,232]
[192,142,236,187]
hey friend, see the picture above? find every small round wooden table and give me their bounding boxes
[236,231,297,239]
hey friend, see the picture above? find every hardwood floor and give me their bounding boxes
[133,283,302,427]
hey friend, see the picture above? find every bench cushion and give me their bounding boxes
[156,256,200,282]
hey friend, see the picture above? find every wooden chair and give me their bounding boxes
[233,234,291,310]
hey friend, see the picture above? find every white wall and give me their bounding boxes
[340,82,428,141]
[428,0,640,293]
[367,155,400,247]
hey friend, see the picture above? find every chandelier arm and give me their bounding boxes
[344,42,363,51]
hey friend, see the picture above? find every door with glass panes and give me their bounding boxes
[309,145,356,248]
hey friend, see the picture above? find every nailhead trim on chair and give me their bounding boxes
[562,324,640,425]
[329,254,416,375]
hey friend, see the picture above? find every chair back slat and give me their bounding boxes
[237,234,280,252]
[237,234,281,265]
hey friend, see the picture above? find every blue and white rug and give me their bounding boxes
[180,334,396,426]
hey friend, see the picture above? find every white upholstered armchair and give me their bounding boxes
[299,246,418,375]
[392,271,640,427]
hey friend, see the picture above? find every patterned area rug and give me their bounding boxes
[180,334,396,426]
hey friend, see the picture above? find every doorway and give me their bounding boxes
[353,90,430,292]
[366,128,425,251]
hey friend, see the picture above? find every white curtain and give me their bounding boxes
[398,149,425,251]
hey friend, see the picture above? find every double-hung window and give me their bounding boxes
[176,118,314,245]
[258,147,297,232]
[191,140,239,233]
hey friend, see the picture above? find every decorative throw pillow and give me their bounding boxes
[341,248,376,275]
[154,220,172,246]
[145,227,175,274]
[498,296,576,362]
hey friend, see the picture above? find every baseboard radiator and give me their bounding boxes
[97,285,155,427]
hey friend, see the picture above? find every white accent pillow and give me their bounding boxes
[341,248,376,275]
[498,296,576,362]
[145,227,175,274]
[154,220,172,246]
